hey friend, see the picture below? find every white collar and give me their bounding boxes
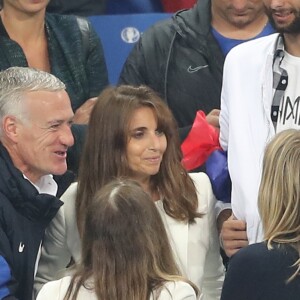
[23,174,58,196]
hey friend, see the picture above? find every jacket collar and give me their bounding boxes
[171,0,223,64]
[0,143,68,224]
[172,0,212,40]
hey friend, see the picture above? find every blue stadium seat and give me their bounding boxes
[89,13,172,84]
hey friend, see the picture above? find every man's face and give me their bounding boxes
[15,90,74,183]
[212,0,266,28]
[264,0,300,33]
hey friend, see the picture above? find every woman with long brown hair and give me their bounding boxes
[37,179,199,299]
[35,85,224,299]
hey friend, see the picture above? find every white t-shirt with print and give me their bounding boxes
[277,51,300,132]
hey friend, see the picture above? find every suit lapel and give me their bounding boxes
[156,201,189,277]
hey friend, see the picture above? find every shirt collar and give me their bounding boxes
[23,174,58,196]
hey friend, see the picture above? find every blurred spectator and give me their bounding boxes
[47,0,106,16]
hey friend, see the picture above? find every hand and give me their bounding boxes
[206,109,220,129]
[73,97,97,125]
[217,209,232,234]
[220,214,248,257]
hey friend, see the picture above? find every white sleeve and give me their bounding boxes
[34,204,71,297]
[219,55,231,151]
[36,284,54,300]
[33,185,78,297]
[190,173,224,300]
[195,174,224,300]
[36,277,71,300]
[215,201,232,219]
[157,281,197,300]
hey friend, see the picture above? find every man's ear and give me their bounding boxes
[2,115,20,143]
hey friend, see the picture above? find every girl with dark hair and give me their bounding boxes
[37,179,199,299]
[35,85,224,299]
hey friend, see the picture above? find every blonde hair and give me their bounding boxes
[258,129,300,281]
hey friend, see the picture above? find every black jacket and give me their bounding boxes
[119,0,224,140]
[0,144,73,300]
[221,243,300,300]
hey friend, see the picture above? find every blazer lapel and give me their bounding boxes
[156,201,189,277]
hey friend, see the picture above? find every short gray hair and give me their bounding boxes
[0,67,66,135]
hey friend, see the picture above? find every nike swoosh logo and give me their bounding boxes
[187,65,208,73]
[18,242,25,253]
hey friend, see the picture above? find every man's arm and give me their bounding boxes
[34,204,72,297]
[218,54,248,257]
[74,19,108,124]
[119,37,149,86]
[67,20,109,174]
[85,19,109,96]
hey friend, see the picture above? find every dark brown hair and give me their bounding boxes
[65,179,198,299]
[76,85,200,236]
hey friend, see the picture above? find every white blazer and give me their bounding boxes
[34,173,224,300]
[220,33,279,244]
[37,277,197,300]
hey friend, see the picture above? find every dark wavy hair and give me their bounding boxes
[76,85,200,236]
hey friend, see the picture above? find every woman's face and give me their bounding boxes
[2,0,49,14]
[126,107,167,183]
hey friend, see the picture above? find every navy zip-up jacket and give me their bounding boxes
[0,144,73,300]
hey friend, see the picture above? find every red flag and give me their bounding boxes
[181,110,221,170]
